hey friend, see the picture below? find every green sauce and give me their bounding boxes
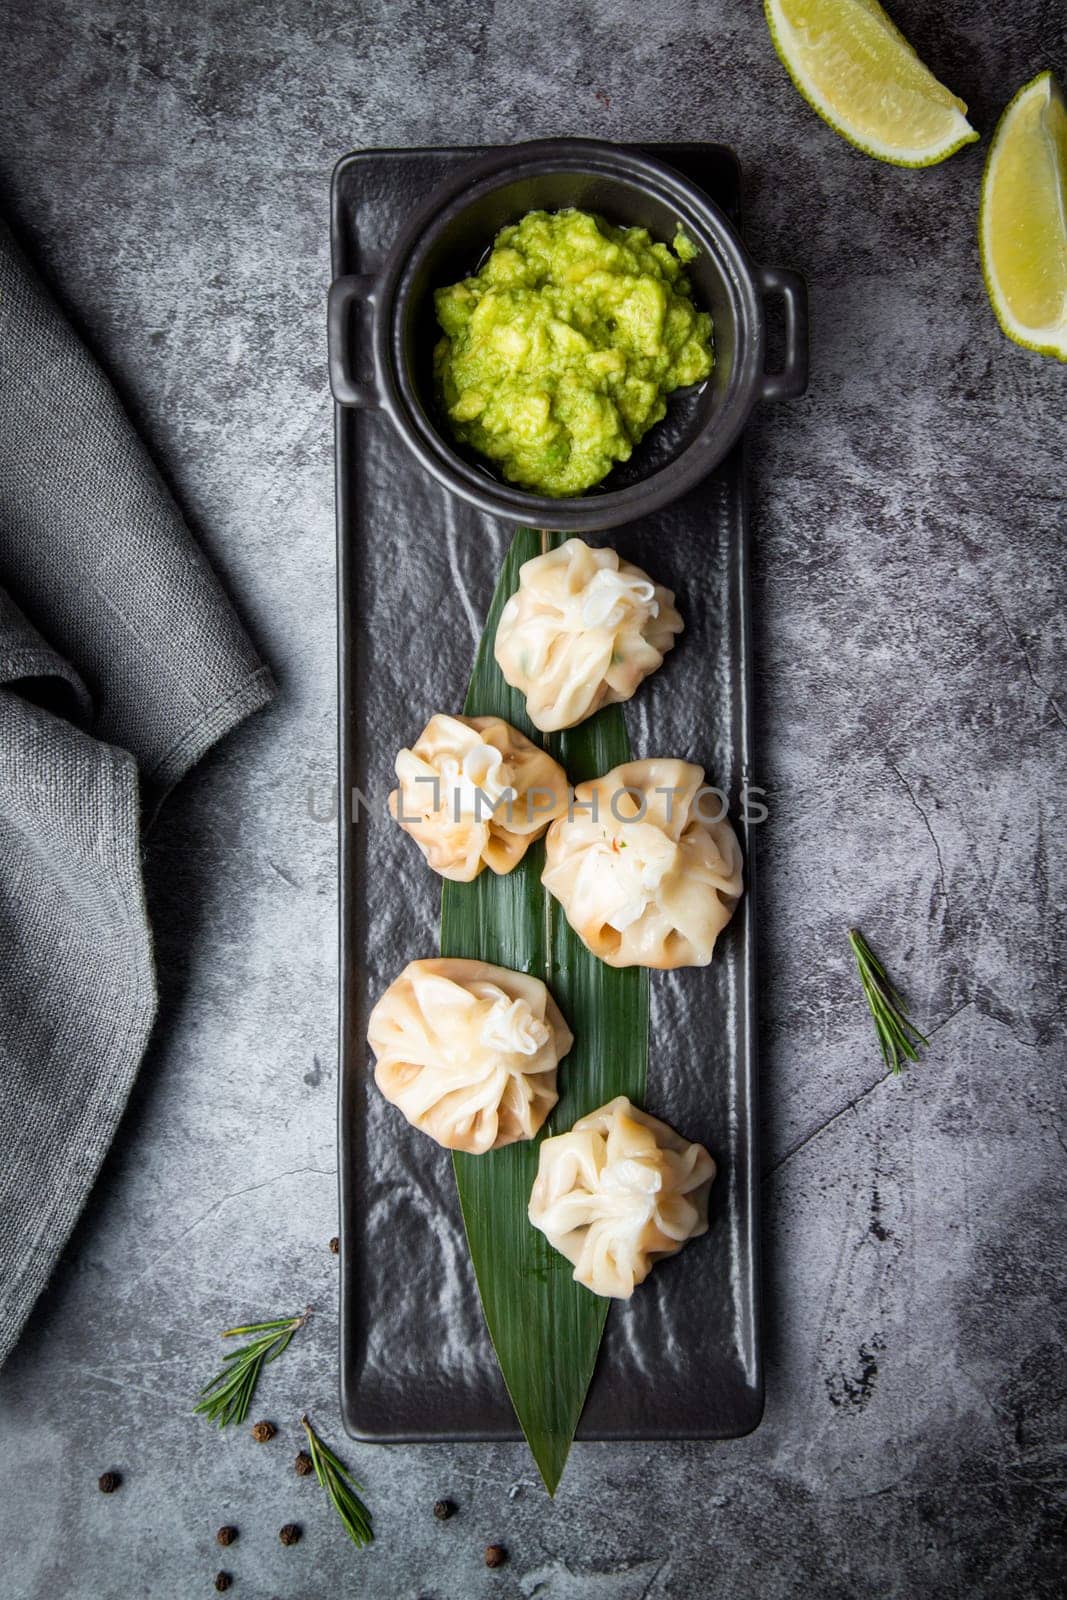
[433,208,714,498]
[672,226,700,263]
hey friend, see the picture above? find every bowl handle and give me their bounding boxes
[755,266,809,402]
[328,275,382,407]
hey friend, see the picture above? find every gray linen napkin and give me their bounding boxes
[0,218,275,1366]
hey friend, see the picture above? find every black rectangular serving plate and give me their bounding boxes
[334,143,761,1444]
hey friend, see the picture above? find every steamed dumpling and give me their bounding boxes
[528,1095,715,1298]
[368,958,573,1153]
[494,538,683,732]
[541,758,742,969]
[389,713,569,882]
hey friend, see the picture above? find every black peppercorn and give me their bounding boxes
[294,1450,314,1477]
[216,1526,238,1547]
[214,1575,232,1593]
[251,1420,276,1442]
[433,1499,455,1520]
[329,1236,340,1254]
[97,1471,121,1494]
[279,1523,302,1546]
[485,1544,507,1568]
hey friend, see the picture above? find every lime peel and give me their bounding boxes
[979,70,1067,362]
[765,0,979,168]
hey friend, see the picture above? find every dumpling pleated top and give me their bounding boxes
[528,1096,716,1298]
[494,538,683,733]
[542,757,742,968]
[367,958,573,1154]
[389,713,569,882]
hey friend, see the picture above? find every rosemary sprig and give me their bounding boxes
[300,1413,374,1548]
[194,1307,312,1427]
[848,929,929,1074]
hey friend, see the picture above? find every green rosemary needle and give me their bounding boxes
[848,929,929,1074]
[194,1307,312,1427]
[300,1413,374,1548]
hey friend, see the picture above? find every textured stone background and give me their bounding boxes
[0,1,1064,1595]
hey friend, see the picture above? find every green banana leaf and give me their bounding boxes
[440,528,650,1494]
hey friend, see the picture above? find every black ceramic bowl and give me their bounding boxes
[328,139,808,532]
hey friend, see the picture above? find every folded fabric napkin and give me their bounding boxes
[0,217,274,1367]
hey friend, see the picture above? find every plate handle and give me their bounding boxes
[328,274,381,408]
[755,266,809,403]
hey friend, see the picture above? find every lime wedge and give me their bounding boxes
[765,0,978,166]
[980,71,1067,361]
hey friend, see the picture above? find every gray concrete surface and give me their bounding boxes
[0,1,1064,1595]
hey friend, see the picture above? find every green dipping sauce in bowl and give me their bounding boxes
[432,208,714,499]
